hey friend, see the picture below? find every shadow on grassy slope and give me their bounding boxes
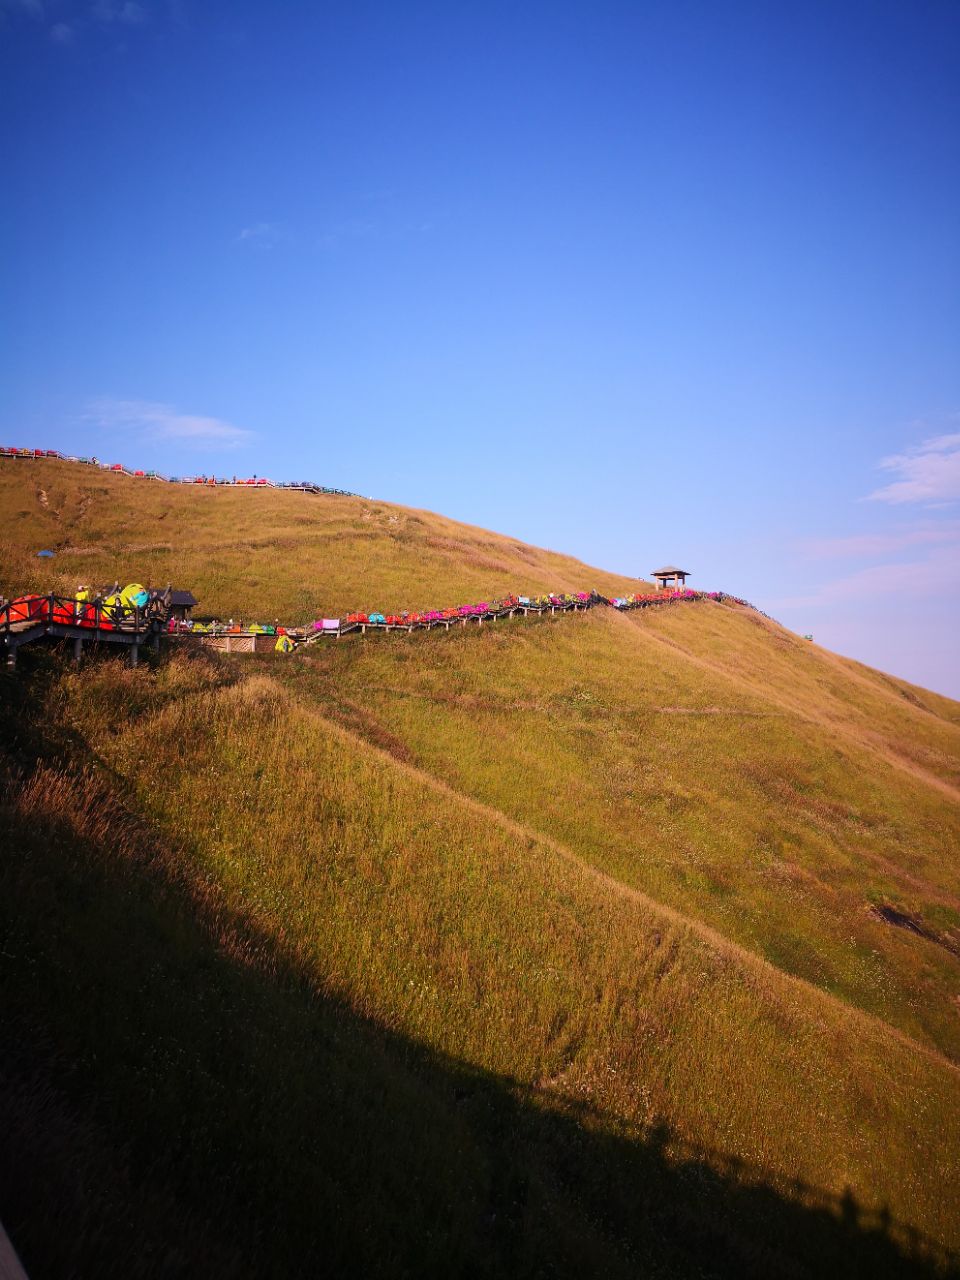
[0,664,956,1279]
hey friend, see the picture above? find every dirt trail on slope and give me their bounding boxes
[615,610,960,807]
[285,682,960,1077]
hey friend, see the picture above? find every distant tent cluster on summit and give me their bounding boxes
[0,445,361,497]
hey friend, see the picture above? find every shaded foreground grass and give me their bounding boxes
[2,650,959,1277]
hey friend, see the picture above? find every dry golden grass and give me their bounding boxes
[282,604,960,1061]
[0,458,645,618]
[41,660,960,1228]
[11,652,955,1266]
[2,458,960,1275]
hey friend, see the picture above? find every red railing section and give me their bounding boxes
[0,593,165,635]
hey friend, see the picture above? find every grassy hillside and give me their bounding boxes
[0,458,646,618]
[283,605,960,1059]
[3,651,959,1278]
[2,460,959,1277]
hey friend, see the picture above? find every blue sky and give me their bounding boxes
[2,0,958,695]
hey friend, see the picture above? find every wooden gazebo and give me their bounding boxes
[651,566,690,592]
[167,589,199,621]
[144,586,198,621]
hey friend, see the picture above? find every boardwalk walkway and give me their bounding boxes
[2,586,761,667]
[0,594,167,668]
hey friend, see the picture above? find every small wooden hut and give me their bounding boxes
[651,566,690,592]
[167,589,199,620]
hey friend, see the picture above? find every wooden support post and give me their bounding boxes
[130,642,139,668]
[151,632,160,653]
[74,636,83,663]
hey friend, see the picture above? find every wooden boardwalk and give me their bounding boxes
[0,595,167,668]
[2,589,753,667]
[298,599,595,644]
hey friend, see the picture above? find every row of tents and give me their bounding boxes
[2,583,767,657]
[1,583,165,632]
[0,447,359,497]
[303,589,759,639]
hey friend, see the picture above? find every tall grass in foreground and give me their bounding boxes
[2,650,956,1277]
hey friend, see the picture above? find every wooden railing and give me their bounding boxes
[0,593,169,636]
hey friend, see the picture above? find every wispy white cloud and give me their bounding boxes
[801,522,960,560]
[865,429,960,506]
[2,0,152,39]
[317,218,378,250]
[0,0,44,17]
[236,221,283,248]
[86,398,254,448]
[773,542,960,611]
[92,0,147,24]
[316,212,436,252]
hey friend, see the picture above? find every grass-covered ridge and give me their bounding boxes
[0,458,646,619]
[279,604,960,1058]
[2,649,959,1277]
[2,458,959,1276]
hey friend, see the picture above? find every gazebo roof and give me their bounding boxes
[652,566,689,576]
[145,587,199,608]
[169,589,199,608]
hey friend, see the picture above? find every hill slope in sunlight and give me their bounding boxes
[0,458,647,618]
[2,459,959,1279]
[279,600,960,1061]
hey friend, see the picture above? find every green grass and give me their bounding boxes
[278,605,960,1060]
[3,647,959,1276]
[2,459,959,1277]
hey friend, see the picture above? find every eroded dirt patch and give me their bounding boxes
[36,487,60,518]
[870,904,960,959]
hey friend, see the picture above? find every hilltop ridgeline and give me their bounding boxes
[0,456,662,617]
[0,444,361,495]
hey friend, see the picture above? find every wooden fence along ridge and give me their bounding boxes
[0,591,169,667]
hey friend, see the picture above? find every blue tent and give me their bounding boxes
[37,549,55,558]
